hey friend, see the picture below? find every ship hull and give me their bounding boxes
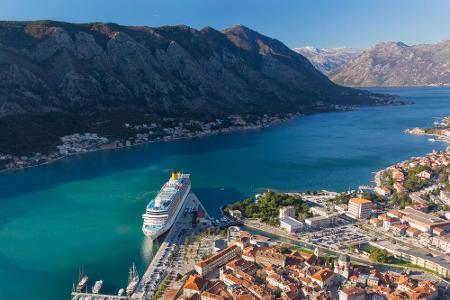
[142,187,190,240]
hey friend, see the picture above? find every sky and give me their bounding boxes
[0,0,449,49]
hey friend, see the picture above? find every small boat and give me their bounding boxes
[126,263,139,295]
[76,275,89,292]
[92,280,103,294]
[76,266,89,292]
[118,288,125,296]
[428,138,436,142]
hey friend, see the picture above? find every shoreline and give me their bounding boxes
[0,100,408,175]
[405,131,450,144]
[0,113,301,174]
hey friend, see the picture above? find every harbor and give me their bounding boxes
[71,172,211,300]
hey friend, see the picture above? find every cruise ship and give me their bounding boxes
[142,171,191,239]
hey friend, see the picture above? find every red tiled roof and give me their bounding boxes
[184,275,208,291]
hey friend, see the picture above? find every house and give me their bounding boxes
[339,286,366,300]
[311,268,335,288]
[183,275,208,297]
[406,226,420,237]
[370,218,383,227]
[417,170,432,180]
[383,217,401,231]
[391,224,408,236]
[393,182,405,193]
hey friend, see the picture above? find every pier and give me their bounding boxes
[71,192,210,300]
[131,192,210,299]
[71,292,128,300]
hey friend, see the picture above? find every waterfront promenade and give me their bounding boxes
[132,192,210,300]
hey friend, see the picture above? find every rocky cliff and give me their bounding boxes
[0,21,394,154]
[331,41,450,87]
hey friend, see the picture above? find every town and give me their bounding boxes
[0,114,299,172]
[66,123,450,300]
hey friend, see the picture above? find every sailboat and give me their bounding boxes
[126,263,139,295]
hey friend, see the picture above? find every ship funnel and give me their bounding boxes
[171,170,179,181]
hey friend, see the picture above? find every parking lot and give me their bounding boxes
[304,225,369,250]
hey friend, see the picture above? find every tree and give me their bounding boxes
[391,192,412,208]
[224,192,308,225]
[369,247,389,263]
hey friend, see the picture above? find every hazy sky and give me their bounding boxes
[0,0,449,49]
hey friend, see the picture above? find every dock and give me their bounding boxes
[71,192,210,300]
[71,291,128,300]
[131,192,210,299]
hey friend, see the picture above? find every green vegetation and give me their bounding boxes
[404,165,430,191]
[368,246,390,263]
[329,192,354,205]
[153,275,172,299]
[437,165,450,192]
[391,192,412,208]
[226,191,309,226]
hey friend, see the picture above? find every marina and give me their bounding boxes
[71,176,211,300]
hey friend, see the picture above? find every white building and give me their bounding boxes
[279,206,296,218]
[279,216,303,233]
[348,198,372,219]
[305,215,335,229]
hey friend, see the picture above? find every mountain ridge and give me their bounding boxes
[294,46,363,75]
[0,20,396,155]
[330,40,450,87]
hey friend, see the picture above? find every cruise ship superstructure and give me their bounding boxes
[142,171,191,239]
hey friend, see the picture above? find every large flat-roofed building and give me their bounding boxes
[305,215,336,229]
[279,206,296,218]
[400,207,450,233]
[195,244,242,276]
[279,216,303,233]
[348,198,372,219]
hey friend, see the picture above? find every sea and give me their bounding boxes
[0,87,448,299]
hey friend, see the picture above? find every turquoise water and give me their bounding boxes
[0,87,449,299]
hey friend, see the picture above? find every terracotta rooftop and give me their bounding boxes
[340,286,365,296]
[195,244,239,267]
[311,268,334,282]
[350,197,372,204]
[184,274,208,291]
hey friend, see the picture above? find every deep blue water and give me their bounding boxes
[0,87,448,300]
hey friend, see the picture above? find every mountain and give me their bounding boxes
[0,21,395,154]
[294,46,362,74]
[330,41,450,87]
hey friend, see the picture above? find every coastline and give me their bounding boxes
[0,99,409,175]
[404,130,450,145]
[0,113,302,174]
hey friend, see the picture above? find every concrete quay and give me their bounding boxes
[131,192,210,300]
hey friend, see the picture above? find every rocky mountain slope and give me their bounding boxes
[0,21,395,154]
[294,46,362,75]
[331,41,450,87]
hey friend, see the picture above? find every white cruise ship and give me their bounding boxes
[142,171,191,239]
